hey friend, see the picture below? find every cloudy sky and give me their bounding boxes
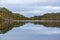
[0,0,60,17]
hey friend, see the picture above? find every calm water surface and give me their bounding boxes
[0,23,60,40]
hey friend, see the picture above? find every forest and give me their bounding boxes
[0,7,60,21]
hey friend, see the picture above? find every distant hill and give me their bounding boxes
[0,7,60,20]
[0,7,27,21]
[30,13,60,20]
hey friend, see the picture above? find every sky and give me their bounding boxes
[0,0,60,17]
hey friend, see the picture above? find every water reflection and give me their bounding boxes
[32,22,60,27]
[0,21,60,34]
[0,23,60,40]
[0,21,26,34]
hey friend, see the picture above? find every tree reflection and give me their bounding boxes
[0,21,26,34]
[32,22,60,28]
[0,21,60,34]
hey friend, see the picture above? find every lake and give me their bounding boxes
[0,21,60,40]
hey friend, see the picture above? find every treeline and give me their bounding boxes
[30,13,60,20]
[0,7,27,21]
[0,7,60,20]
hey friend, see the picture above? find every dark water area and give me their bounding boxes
[0,21,60,40]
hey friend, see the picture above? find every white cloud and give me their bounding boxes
[41,6,60,10]
[1,0,59,4]
[22,10,41,14]
[15,6,60,14]
[8,6,60,17]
